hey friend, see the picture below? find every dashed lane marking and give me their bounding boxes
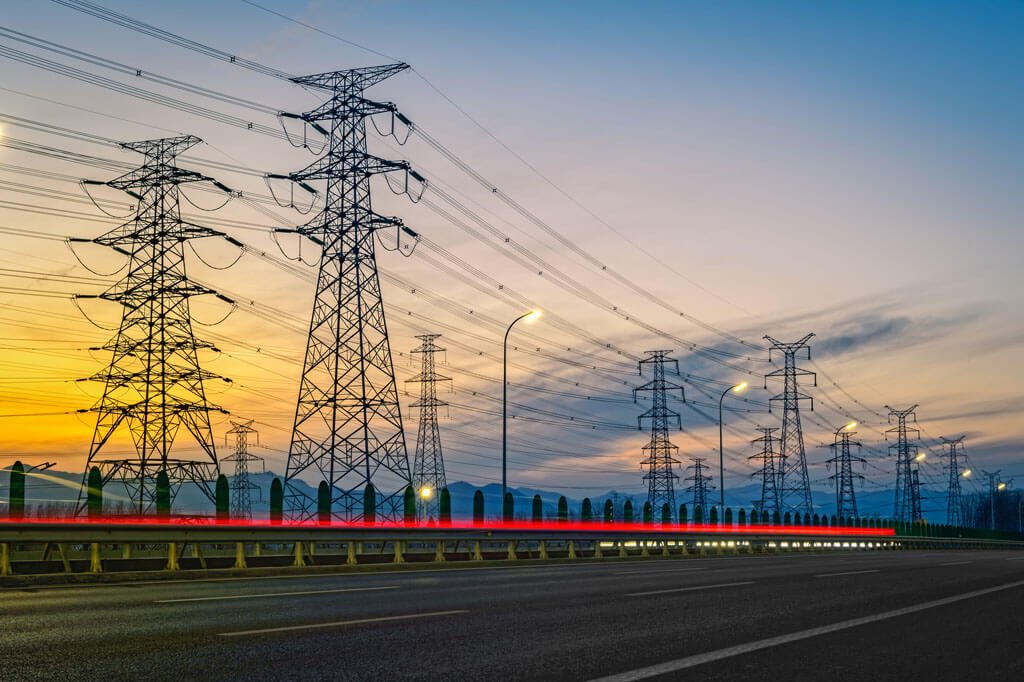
[218,609,469,636]
[155,585,399,603]
[626,581,754,597]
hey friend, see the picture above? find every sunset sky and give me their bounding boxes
[1,1,1021,514]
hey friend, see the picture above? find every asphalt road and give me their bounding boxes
[2,550,1023,681]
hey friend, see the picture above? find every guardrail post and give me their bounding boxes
[58,544,71,573]
[394,540,405,564]
[89,543,102,574]
[347,541,358,566]
[1,543,12,576]
[192,543,207,569]
[567,540,577,559]
[640,541,650,557]
[434,540,445,562]
[121,543,131,559]
[166,543,180,571]
[472,540,483,561]
[234,542,247,569]
[618,541,627,558]
[538,539,548,560]
[292,541,306,567]
[506,540,517,561]
[661,541,670,557]
[594,540,604,558]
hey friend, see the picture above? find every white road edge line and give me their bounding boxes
[154,585,400,603]
[590,579,1024,682]
[626,581,753,597]
[614,568,708,576]
[218,609,469,637]
[939,561,972,566]
[814,569,880,578]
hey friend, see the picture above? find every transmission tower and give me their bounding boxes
[74,136,233,515]
[749,427,781,516]
[633,351,684,519]
[941,436,966,526]
[223,420,263,520]
[275,64,424,521]
[764,334,816,516]
[685,457,715,512]
[886,404,920,522]
[825,429,864,519]
[405,334,450,522]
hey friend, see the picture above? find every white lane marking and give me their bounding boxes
[626,581,754,597]
[814,569,880,578]
[591,579,1024,681]
[939,561,972,566]
[218,609,469,637]
[1006,556,1024,561]
[154,585,399,603]
[614,568,708,576]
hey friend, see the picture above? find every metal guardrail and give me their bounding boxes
[0,520,1019,578]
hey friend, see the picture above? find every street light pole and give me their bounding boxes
[717,382,747,514]
[502,310,541,502]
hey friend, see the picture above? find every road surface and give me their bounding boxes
[2,550,1022,680]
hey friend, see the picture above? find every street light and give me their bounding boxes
[962,468,972,478]
[503,309,541,501]
[718,381,748,513]
[915,451,927,462]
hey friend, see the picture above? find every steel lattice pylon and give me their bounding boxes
[749,427,781,516]
[886,404,920,522]
[278,64,423,521]
[764,334,816,516]
[75,136,232,515]
[223,420,262,520]
[406,334,450,522]
[633,351,684,520]
[685,457,714,511]
[826,429,864,519]
[941,436,967,526]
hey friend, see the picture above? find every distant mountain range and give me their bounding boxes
[0,466,949,522]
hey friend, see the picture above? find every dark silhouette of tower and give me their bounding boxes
[275,64,424,521]
[886,404,920,522]
[223,420,262,520]
[941,436,966,527]
[633,351,684,520]
[406,334,450,522]
[825,428,864,519]
[685,457,714,511]
[750,427,781,517]
[75,136,233,515]
[764,334,815,516]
